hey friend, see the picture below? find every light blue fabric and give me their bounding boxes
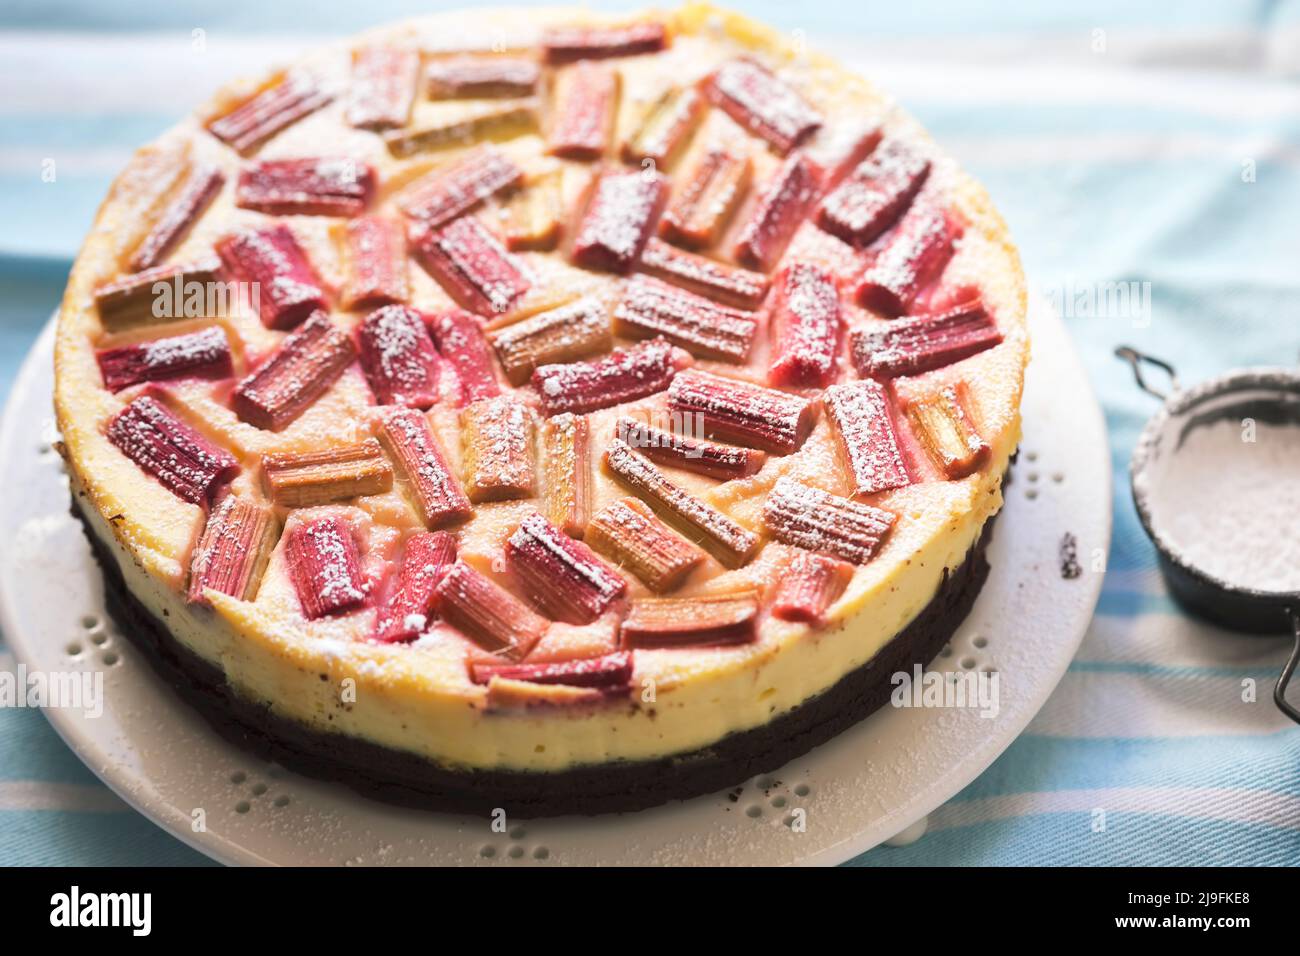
[1,1,1297,866]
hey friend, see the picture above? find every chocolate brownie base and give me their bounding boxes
[75,499,994,818]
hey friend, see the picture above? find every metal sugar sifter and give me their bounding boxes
[1116,346,1300,724]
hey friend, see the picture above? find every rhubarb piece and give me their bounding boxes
[338,215,409,308]
[615,417,765,481]
[470,651,632,687]
[658,148,751,249]
[96,326,233,393]
[376,407,473,528]
[357,304,442,408]
[236,157,376,217]
[816,139,930,247]
[262,438,393,507]
[905,382,990,480]
[382,104,536,158]
[638,238,769,310]
[397,145,524,227]
[372,531,457,643]
[603,438,759,568]
[215,224,329,330]
[666,369,815,455]
[767,262,842,387]
[547,62,620,161]
[585,497,703,592]
[94,258,222,332]
[187,493,277,605]
[621,591,759,648]
[107,394,238,504]
[285,515,367,619]
[823,380,910,496]
[506,512,627,624]
[531,337,689,416]
[426,56,540,99]
[732,153,821,271]
[808,123,884,190]
[432,561,548,658]
[425,309,501,406]
[129,165,226,272]
[107,142,195,263]
[704,58,822,155]
[762,477,896,565]
[410,215,530,317]
[621,86,705,168]
[486,677,611,708]
[850,301,1002,378]
[488,296,611,386]
[540,413,592,538]
[461,395,537,502]
[498,171,563,251]
[855,205,959,317]
[770,551,853,625]
[542,21,668,64]
[347,46,419,130]
[208,73,333,154]
[571,168,667,273]
[232,312,355,431]
[614,275,757,363]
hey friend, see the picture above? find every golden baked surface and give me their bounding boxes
[55,4,1027,771]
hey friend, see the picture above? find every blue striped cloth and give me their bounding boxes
[2,1,1297,866]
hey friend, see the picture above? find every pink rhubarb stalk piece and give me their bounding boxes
[732,153,821,272]
[816,139,931,248]
[767,262,843,387]
[232,311,356,431]
[285,515,367,620]
[540,413,592,538]
[410,215,530,318]
[823,380,911,497]
[614,274,758,363]
[666,368,816,455]
[426,56,540,99]
[762,477,896,565]
[129,165,226,272]
[531,337,690,416]
[376,407,473,529]
[904,382,990,480]
[187,493,277,605]
[638,238,769,311]
[488,296,611,386]
[621,591,760,648]
[347,47,419,130]
[460,395,537,503]
[357,304,442,408]
[236,157,376,217]
[615,416,764,481]
[338,215,408,308]
[425,308,501,406]
[470,650,632,688]
[770,551,854,625]
[261,439,394,508]
[432,561,549,659]
[603,437,759,568]
[96,326,233,393]
[571,167,668,273]
[542,21,668,64]
[584,497,703,592]
[382,105,537,158]
[94,258,222,332]
[704,58,822,155]
[658,148,751,250]
[850,300,1002,378]
[106,394,239,504]
[371,531,457,643]
[547,62,620,161]
[215,223,329,330]
[397,145,524,227]
[621,86,705,168]
[855,205,960,317]
[208,73,333,154]
[506,512,627,624]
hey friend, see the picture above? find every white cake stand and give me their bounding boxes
[0,293,1109,866]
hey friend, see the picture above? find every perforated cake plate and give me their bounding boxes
[0,291,1109,866]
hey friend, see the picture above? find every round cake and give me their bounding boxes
[54,3,1028,815]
